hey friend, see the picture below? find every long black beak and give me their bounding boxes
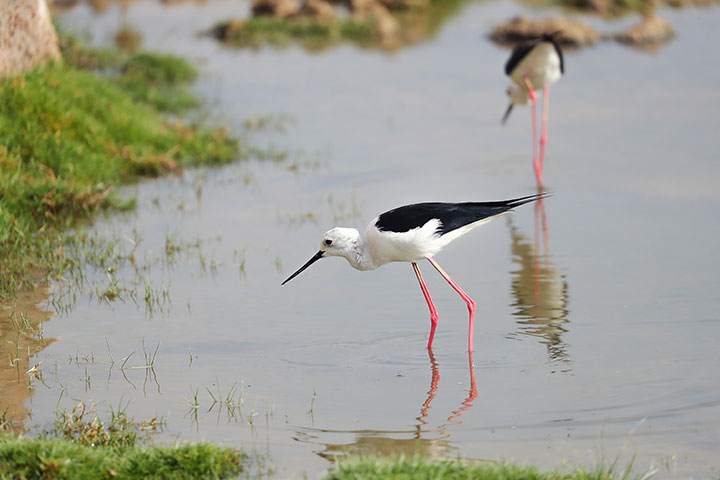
[281,250,324,285]
[501,104,513,125]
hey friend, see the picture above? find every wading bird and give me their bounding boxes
[282,193,549,352]
[502,34,564,187]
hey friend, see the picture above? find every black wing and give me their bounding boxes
[504,35,565,76]
[375,193,548,235]
[504,38,540,76]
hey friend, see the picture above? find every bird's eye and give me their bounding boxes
[324,239,333,246]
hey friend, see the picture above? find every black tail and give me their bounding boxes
[375,193,552,235]
[434,193,551,235]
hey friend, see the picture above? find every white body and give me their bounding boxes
[322,214,506,272]
[282,195,546,287]
[508,42,562,105]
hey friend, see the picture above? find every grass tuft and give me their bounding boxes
[0,433,244,480]
[324,456,655,480]
[212,16,379,50]
[0,39,240,299]
[0,403,243,479]
[118,52,199,111]
[210,0,473,50]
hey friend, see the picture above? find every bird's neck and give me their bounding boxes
[344,236,377,271]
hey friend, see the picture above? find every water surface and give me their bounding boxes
[10,0,720,477]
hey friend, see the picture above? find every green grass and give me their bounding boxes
[60,35,198,111]
[0,39,241,298]
[211,0,471,51]
[325,456,655,480]
[117,52,199,112]
[0,403,244,479]
[0,434,244,480]
[214,16,379,50]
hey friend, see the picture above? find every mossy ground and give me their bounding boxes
[0,37,241,298]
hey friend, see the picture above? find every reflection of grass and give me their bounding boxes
[326,456,656,479]
[0,38,240,298]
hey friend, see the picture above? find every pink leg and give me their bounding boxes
[539,87,550,178]
[426,258,476,353]
[524,77,541,187]
[413,262,438,350]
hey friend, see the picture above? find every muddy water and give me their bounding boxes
[5,0,720,477]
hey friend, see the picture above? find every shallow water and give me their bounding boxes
[7,0,720,477]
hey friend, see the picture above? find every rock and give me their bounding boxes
[350,0,400,42]
[293,0,336,21]
[205,20,243,41]
[373,6,400,42]
[0,0,62,78]
[614,15,675,46]
[349,0,375,14]
[252,0,300,18]
[490,15,599,47]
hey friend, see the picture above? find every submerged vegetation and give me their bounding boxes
[0,37,240,298]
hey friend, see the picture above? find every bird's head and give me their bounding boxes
[281,227,361,285]
[507,85,530,106]
[319,227,361,258]
[502,85,531,124]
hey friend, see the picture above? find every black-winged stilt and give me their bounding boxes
[282,193,549,352]
[502,34,564,187]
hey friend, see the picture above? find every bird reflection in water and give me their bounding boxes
[508,198,570,368]
[295,349,477,462]
[419,349,477,427]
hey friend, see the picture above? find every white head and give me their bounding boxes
[282,227,362,285]
[507,84,530,106]
[502,85,531,124]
